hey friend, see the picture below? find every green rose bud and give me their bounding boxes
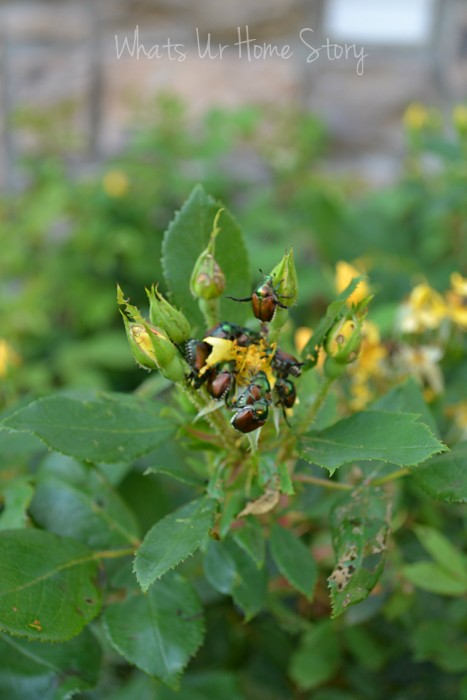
[147,285,191,345]
[190,208,226,301]
[269,248,298,309]
[325,316,362,364]
[147,327,187,382]
[268,248,298,342]
[117,284,187,381]
[125,322,159,371]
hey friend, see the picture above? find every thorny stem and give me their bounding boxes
[180,382,238,451]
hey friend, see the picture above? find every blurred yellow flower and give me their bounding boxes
[453,105,467,135]
[347,321,387,410]
[295,326,313,354]
[103,170,129,198]
[398,283,447,333]
[335,261,369,306]
[403,102,429,130]
[446,401,467,440]
[446,272,467,329]
[0,340,21,378]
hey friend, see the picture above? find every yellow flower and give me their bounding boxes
[347,321,388,410]
[202,336,276,388]
[398,283,447,333]
[335,261,369,306]
[295,326,313,354]
[446,272,467,329]
[103,170,129,198]
[403,102,429,130]
[0,340,21,378]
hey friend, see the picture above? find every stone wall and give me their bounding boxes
[1,0,466,189]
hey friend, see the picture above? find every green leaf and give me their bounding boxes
[103,573,204,689]
[0,628,101,700]
[0,478,34,530]
[289,621,341,690]
[328,486,390,618]
[370,378,439,435]
[299,411,446,475]
[30,465,140,550]
[157,670,243,700]
[203,540,237,595]
[402,562,467,596]
[134,497,217,591]
[301,276,366,367]
[413,442,467,503]
[414,525,467,581]
[2,391,174,464]
[227,539,267,620]
[203,538,267,619]
[269,524,317,600]
[0,529,102,641]
[232,517,265,568]
[162,185,251,330]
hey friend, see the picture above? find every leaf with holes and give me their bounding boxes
[328,486,391,618]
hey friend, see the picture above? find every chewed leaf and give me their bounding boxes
[328,486,391,618]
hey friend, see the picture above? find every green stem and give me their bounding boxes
[293,474,352,491]
[93,547,136,560]
[180,382,238,450]
[370,468,411,486]
[199,298,220,329]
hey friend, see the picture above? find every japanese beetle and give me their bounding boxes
[206,363,236,401]
[227,274,289,323]
[274,377,296,409]
[184,339,212,387]
[231,398,269,433]
[272,348,303,378]
[205,321,261,347]
[232,371,271,408]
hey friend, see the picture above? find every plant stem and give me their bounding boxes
[370,468,411,486]
[199,298,220,329]
[93,547,136,560]
[293,473,352,491]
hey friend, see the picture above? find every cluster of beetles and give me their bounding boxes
[182,274,303,434]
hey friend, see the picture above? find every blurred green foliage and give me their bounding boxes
[0,95,466,700]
